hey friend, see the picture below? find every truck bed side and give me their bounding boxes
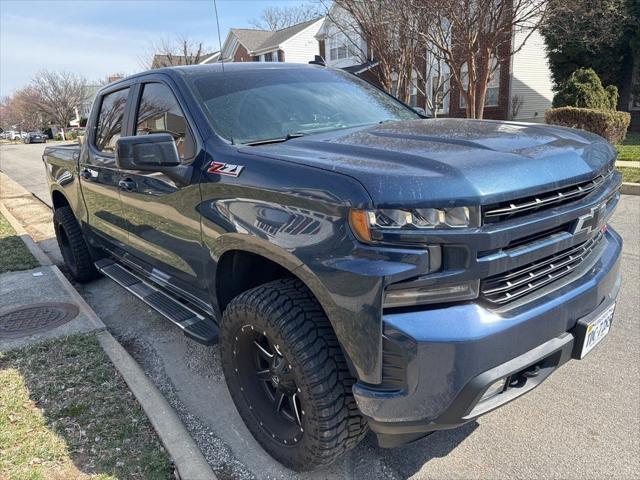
[43,144,87,222]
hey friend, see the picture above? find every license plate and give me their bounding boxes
[580,303,615,359]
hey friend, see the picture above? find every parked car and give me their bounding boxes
[43,63,622,471]
[3,130,23,140]
[23,132,47,144]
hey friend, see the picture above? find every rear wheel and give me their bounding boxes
[53,206,98,282]
[220,278,368,471]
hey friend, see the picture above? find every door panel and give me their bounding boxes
[118,81,208,297]
[80,87,130,249]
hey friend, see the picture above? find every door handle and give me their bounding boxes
[118,179,137,191]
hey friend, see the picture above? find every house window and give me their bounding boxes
[260,52,276,62]
[429,73,450,114]
[390,72,419,107]
[409,74,418,107]
[328,31,357,61]
[460,57,500,109]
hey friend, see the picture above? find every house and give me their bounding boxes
[219,18,324,64]
[314,7,386,94]
[316,6,555,122]
[315,6,424,110]
[151,52,219,69]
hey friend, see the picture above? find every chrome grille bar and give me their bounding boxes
[481,232,604,305]
[483,174,609,223]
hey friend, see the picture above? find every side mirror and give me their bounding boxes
[413,107,427,117]
[116,133,180,171]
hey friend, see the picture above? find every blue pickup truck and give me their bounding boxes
[44,63,622,471]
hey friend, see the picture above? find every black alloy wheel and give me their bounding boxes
[234,326,304,445]
[220,278,368,471]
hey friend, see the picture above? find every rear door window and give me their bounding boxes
[94,88,130,154]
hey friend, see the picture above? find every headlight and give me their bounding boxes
[349,207,477,243]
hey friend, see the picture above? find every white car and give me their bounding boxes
[5,131,27,141]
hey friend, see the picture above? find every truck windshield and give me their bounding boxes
[190,66,420,145]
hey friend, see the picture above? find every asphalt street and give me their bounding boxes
[0,141,66,207]
[2,142,639,479]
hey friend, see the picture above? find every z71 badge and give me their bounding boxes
[207,161,244,177]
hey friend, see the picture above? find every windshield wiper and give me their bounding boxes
[244,132,305,146]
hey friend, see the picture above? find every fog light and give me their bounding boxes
[479,378,506,403]
[383,280,479,308]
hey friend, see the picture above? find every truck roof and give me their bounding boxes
[104,62,324,91]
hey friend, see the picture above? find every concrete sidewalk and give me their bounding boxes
[0,172,62,264]
[617,160,639,168]
[0,266,105,352]
[0,190,217,480]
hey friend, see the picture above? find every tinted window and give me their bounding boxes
[136,83,194,160]
[190,67,419,145]
[95,88,129,153]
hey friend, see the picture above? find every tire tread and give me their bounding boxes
[221,278,368,470]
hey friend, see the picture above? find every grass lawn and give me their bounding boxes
[0,213,40,273]
[0,334,173,480]
[616,132,640,161]
[617,167,640,184]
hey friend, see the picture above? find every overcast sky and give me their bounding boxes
[0,0,310,96]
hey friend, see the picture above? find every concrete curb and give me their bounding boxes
[621,182,640,195]
[0,202,52,266]
[98,331,216,480]
[1,198,217,480]
[616,160,640,168]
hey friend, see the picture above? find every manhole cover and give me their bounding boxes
[0,303,79,338]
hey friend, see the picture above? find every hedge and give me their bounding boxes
[545,107,630,144]
[552,68,618,111]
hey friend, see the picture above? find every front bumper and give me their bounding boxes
[354,228,622,448]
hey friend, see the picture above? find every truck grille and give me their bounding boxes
[481,231,604,305]
[483,174,609,224]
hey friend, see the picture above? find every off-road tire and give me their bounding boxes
[53,206,98,282]
[220,278,368,471]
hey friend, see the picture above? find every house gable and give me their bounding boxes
[279,18,324,63]
[220,18,324,64]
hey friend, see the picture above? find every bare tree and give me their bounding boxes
[331,1,427,105]
[29,70,87,129]
[414,0,546,119]
[140,36,211,70]
[249,3,324,31]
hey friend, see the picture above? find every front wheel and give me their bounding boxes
[220,278,368,471]
[53,206,98,282]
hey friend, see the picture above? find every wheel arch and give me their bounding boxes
[212,235,358,377]
[51,188,71,210]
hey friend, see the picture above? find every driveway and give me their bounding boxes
[1,143,639,479]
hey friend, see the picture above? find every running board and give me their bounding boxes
[95,259,218,345]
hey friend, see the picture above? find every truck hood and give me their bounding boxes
[239,118,616,208]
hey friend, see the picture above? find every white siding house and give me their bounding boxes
[510,29,555,122]
[315,6,369,69]
[279,20,324,63]
[219,18,324,64]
